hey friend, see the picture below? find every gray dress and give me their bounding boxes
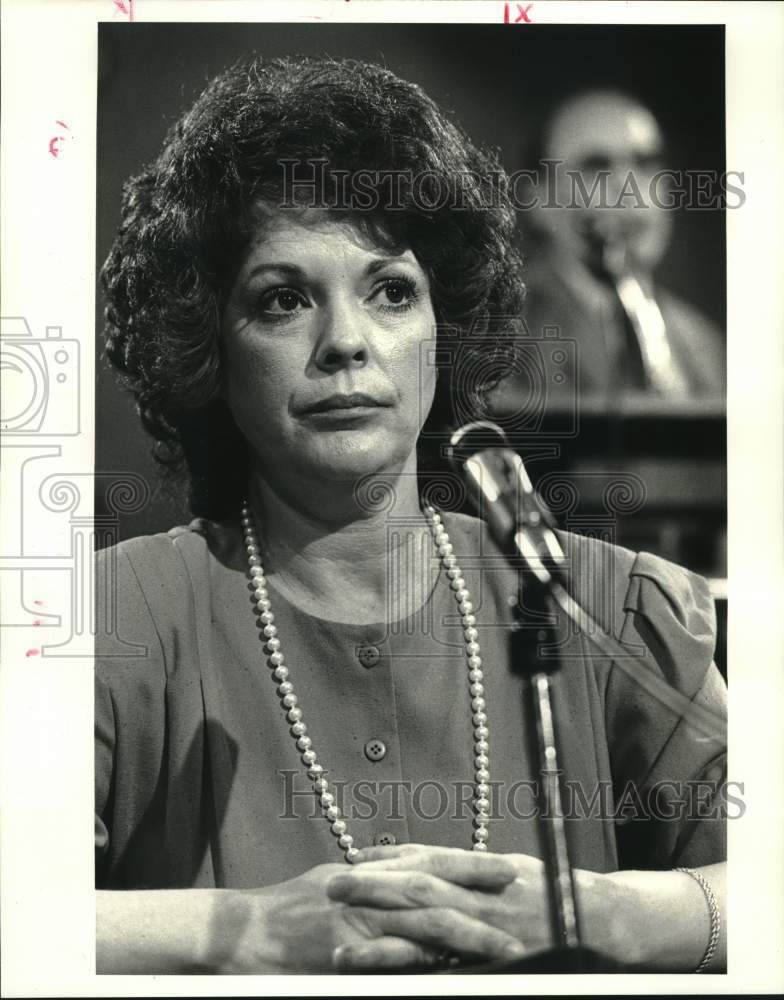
[95,512,727,889]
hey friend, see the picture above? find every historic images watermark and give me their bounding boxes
[279,158,746,213]
[277,771,744,823]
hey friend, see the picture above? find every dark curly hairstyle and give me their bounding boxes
[101,55,526,520]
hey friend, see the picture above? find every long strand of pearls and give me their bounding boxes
[424,505,492,852]
[240,501,491,862]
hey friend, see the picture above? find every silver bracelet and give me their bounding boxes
[674,867,721,973]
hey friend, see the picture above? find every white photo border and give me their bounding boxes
[1,0,782,995]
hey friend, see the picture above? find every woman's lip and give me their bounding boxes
[299,395,391,415]
[300,405,387,423]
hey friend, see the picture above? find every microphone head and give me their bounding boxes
[447,421,510,469]
[446,421,564,576]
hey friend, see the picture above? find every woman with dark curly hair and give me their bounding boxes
[96,55,727,974]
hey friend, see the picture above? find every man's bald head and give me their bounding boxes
[545,90,664,170]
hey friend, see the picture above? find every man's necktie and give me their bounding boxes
[599,240,689,396]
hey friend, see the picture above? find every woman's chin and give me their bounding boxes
[291,433,415,485]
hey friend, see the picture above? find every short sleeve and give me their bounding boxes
[603,550,727,870]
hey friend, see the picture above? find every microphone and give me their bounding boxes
[446,421,565,586]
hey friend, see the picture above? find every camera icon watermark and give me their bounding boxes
[0,314,147,656]
[0,316,80,436]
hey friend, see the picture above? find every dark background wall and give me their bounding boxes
[95,22,725,540]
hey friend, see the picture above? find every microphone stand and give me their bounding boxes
[454,538,618,974]
[431,568,621,975]
[472,528,622,974]
[512,571,582,952]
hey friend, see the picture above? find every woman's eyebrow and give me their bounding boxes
[244,262,306,281]
[365,253,413,275]
[244,253,415,283]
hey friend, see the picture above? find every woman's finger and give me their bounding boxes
[328,868,486,917]
[365,905,527,962]
[356,844,421,863]
[355,845,518,889]
[332,937,444,971]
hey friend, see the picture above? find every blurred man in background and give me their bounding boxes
[516,89,725,407]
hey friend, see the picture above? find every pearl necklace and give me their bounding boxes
[240,502,492,863]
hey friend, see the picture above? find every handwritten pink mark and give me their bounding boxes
[48,121,71,158]
[25,649,40,658]
[32,619,42,627]
[503,2,533,22]
[113,0,134,20]
[33,600,44,607]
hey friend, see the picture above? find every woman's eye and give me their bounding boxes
[374,277,419,311]
[257,287,308,316]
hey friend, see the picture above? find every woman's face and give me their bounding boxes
[220,210,438,490]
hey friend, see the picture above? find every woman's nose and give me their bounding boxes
[313,302,370,373]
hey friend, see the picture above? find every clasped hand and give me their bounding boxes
[329,843,551,971]
[250,844,581,972]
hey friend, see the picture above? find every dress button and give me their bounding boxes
[373,831,397,846]
[364,738,387,762]
[357,644,381,668]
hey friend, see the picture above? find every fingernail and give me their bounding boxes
[333,944,375,969]
[332,944,351,968]
[503,940,527,958]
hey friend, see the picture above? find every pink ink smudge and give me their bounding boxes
[113,0,134,21]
